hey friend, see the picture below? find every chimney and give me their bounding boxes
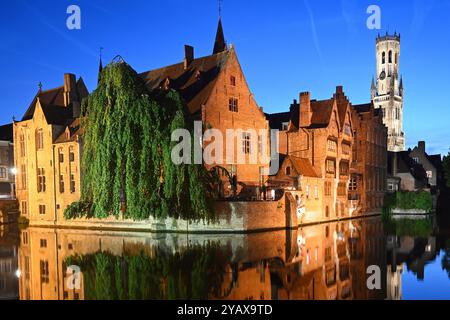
[299,92,312,128]
[64,73,78,107]
[336,85,343,95]
[184,45,194,70]
[418,141,425,154]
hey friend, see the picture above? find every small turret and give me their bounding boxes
[371,76,376,101]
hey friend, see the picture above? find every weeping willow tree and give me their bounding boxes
[65,243,229,300]
[65,58,214,222]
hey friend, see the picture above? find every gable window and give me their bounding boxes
[230,76,236,86]
[37,168,46,193]
[326,159,336,175]
[229,97,238,112]
[242,132,251,154]
[36,129,44,150]
[327,139,337,153]
[344,124,351,136]
[285,166,291,176]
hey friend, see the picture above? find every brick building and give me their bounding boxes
[350,102,388,213]
[13,74,88,223]
[140,18,270,198]
[267,86,356,219]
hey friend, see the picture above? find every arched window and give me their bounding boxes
[389,50,392,63]
[395,52,398,64]
[382,52,386,64]
[36,129,44,150]
[285,166,291,176]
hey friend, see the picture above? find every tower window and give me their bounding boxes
[395,53,398,64]
[389,50,392,63]
[382,52,386,64]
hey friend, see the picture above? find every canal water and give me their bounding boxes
[0,216,449,300]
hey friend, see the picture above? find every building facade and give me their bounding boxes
[13,74,88,223]
[0,124,15,199]
[372,33,405,152]
[350,102,388,213]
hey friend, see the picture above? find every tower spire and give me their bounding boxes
[98,47,104,84]
[371,76,376,100]
[213,1,227,54]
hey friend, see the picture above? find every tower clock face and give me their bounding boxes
[379,71,386,80]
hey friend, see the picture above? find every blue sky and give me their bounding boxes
[1,0,449,155]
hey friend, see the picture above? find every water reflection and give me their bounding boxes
[0,224,19,300]
[5,217,450,300]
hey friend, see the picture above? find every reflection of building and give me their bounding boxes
[19,218,388,301]
[13,74,88,224]
[386,264,403,300]
[0,226,19,300]
[0,124,15,199]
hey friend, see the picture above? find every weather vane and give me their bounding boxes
[219,0,223,18]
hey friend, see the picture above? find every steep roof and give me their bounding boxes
[139,50,229,115]
[21,78,88,125]
[309,99,334,129]
[265,111,290,130]
[353,103,372,114]
[0,123,13,142]
[213,18,227,54]
[288,156,319,178]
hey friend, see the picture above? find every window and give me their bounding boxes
[389,50,392,63]
[37,168,46,192]
[326,159,336,175]
[305,185,310,199]
[59,175,64,193]
[349,176,357,191]
[382,52,386,64]
[339,161,349,176]
[342,143,351,155]
[40,239,47,248]
[324,181,332,196]
[325,206,330,218]
[426,171,433,178]
[20,134,26,157]
[338,182,347,196]
[325,247,332,263]
[285,166,291,176]
[40,260,49,284]
[413,157,419,164]
[395,108,399,120]
[39,205,46,215]
[344,124,351,136]
[395,52,398,64]
[230,76,236,86]
[36,129,44,150]
[327,139,337,153]
[229,97,238,112]
[314,185,319,199]
[281,122,289,131]
[70,174,76,193]
[21,201,27,216]
[21,164,27,189]
[242,132,251,154]
[59,150,64,163]
[0,167,6,179]
[22,231,28,245]
[69,147,75,162]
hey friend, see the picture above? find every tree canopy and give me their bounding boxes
[65,59,214,222]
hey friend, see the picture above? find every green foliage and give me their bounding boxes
[443,151,450,188]
[383,191,433,214]
[383,218,433,237]
[65,244,228,300]
[64,201,93,219]
[72,59,214,222]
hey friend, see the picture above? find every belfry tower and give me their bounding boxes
[372,32,405,152]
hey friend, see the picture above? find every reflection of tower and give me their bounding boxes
[372,32,405,152]
[386,264,403,300]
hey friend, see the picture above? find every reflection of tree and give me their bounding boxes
[442,240,450,278]
[66,243,230,300]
